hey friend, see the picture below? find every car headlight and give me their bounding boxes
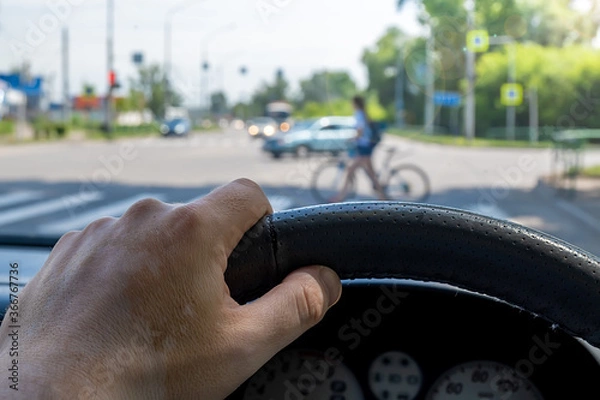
[249,125,259,136]
[174,124,186,134]
[160,124,169,134]
[280,122,290,132]
[264,126,276,137]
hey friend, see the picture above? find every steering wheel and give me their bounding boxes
[226,203,600,348]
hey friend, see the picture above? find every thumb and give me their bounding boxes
[240,266,342,361]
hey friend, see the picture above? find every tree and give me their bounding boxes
[249,69,290,116]
[210,91,228,116]
[475,44,600,135]
[129,64,183,119]
[361,27,427,123]
[299,70,357,105]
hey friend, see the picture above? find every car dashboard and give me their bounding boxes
[228,282,600,400]
[0,245,599,399]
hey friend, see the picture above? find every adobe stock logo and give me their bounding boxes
[10,0,88,58]
[256,0,294,24]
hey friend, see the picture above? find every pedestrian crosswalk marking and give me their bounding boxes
[0,192,104,227]
[37,193,166,234]
[0,191,44,208]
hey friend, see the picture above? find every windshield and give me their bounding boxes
[0,0,599,257]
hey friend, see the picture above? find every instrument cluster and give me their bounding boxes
[229,281,600,400]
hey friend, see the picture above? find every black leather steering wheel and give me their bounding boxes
[226,203,600,348]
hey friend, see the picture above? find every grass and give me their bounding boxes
[582,165,600,178]
[0,120,15,136]
[389,129,554,149]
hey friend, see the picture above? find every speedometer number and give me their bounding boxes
[369,351,423,400]
[427,361,544,400]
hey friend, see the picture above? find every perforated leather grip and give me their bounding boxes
[226,203,600,347]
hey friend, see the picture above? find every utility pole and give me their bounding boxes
[394,42,405,128]
[164,18,172,114]
[424,30,435,134]
[489,35,517,140]
[464,0,476,141]
[105,0,115,136]
[61,27,70,123]
[506,42,517,140]
[529,87,539,143]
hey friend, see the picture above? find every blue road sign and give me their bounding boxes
[434,91,462,107]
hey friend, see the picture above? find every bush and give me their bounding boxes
[33,117,69,140]
[0,120,14,136]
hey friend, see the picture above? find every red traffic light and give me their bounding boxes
[109,70,117,87]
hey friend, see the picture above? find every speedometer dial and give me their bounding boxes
[369,351,423,400]
[426,361,544,400]
[243,349,364,400]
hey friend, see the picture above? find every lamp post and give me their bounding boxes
[199,23,237,115]
[464,0,476,141]
[105,0,115,136]
[164,0,204,116]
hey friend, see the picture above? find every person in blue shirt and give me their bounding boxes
[331,96,387,202]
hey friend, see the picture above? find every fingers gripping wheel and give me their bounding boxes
[226,203,600,347]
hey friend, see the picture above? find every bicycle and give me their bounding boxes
[311,146,431,203]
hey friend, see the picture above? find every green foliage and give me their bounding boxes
[419,0,598,47]
[129,64,182,119]
[582,165,600,178]
[0,120,14,136]
[250,70,290,116]
[294,99,354,119]
[210,92,228,115]
[362,27,406,109]
[32,116,69,140]
[299,70,357,104]
[293,95,388,120]
[475,44,600,134]
[390,128,553,148]
[361,27,426,124]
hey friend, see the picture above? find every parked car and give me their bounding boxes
[262,116,356,158]
[160,118,192,137]
[247,117,278,139]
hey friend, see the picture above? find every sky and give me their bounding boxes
[0,0,423,105]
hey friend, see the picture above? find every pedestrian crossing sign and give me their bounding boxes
[501,83,523,106]
[466,30,489,52]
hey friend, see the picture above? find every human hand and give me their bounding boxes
[0,179,342,399]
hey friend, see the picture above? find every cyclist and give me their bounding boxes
[330,95,387,202]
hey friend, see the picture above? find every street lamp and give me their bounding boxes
[199,22,237,114]
[164,0,204,115]
[464,0,477,141]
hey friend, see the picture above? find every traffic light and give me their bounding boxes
[108,70,120,89]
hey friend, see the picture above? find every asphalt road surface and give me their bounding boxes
[0,129,599,256]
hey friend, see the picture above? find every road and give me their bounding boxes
[0,129,599,256]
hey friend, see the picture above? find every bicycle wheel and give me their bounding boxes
[385,164,431,203]
[311,159,356,203]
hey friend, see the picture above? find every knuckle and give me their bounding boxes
[55,230,80,247]
[123,198,165,219]
[295,280,327,326]
[83,216,116,232]
[169,204,205,233]
[233,178,261,191]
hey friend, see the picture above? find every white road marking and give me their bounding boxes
[556,199,600,234]
[0,191,44,208]
[465,203,510,220]
[0,192,104,227]
[38,193,165,234]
